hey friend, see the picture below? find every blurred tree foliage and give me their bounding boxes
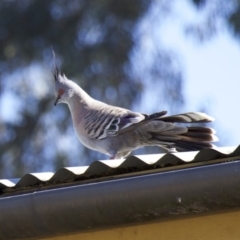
[188,0,239,41]
[0,0,239,178]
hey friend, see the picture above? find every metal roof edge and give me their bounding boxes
[0,160,240,239]
[1,146,240,192]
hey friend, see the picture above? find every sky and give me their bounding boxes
[146,0,240,147]
[178,32,240,146]
[180,2,239,146]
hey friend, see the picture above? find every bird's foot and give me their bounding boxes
[168,147,177,153]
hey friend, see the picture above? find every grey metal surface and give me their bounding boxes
[0,146,240,193]
[0,160,240,239]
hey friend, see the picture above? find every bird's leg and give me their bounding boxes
[109,151,131,160]
[168,147,177,153]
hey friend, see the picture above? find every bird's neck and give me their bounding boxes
[67,86,93,124]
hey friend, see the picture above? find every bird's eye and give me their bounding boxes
[58,89,65,96]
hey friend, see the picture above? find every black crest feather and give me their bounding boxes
[51,47,60,81]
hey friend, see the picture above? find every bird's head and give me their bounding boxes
[52,50,76,106]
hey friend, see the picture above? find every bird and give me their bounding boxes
[52,55,218,159]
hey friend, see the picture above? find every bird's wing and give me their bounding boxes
[84,107,143,139]
[84,105,167,140]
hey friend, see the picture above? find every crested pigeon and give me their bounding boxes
[53,61,218,159]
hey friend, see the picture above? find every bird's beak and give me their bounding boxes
[54,95,61,106]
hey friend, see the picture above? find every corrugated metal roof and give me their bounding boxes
[1,146,240,194]
[1,147,240,239]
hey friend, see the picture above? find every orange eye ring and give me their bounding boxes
[58,89,65,96]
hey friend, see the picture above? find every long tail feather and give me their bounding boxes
[160,112,214,123]
[151,112,217,151]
